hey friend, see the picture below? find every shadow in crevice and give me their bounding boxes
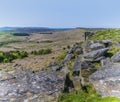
[63,73,74,93]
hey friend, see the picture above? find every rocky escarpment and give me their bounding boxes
[87,33,120,98]
[62,31,120,98]
[0,40,83,102]
[0,43,80,102]
[1,30,120,102]
[89,49,120,98]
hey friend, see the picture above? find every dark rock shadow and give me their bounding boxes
[63,73,74,93]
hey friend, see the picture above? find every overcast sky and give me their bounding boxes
[0,0,120,28]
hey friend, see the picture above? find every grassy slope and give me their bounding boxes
[89,29,120,55]
[0,32,23,43]
[59,84,120,102]
[59,93,120,102]
[0,29,85,71]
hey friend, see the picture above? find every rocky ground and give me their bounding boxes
[0,69,64,102]
[0,29,85,102]
[1,29,120,102]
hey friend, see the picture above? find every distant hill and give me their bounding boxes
[0,27,16,31]
[0,27,113,33]
[0,27,73,33]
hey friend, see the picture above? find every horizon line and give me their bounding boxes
[1,26,120,29]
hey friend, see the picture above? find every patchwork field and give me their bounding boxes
[0,29,85,71]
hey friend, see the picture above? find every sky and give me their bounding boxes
[0,0,120,28]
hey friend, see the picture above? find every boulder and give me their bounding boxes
[102,39,112,47]
[68,43,80,54]
[111,51,120,63]
[101,58,112,67]
[90,40,99,44]
[117,42,120,47]
[48,61,63,71]
[84,48,109,61]
[64,54,74,63]
[89,63,120,98]
[81,61,94,69]
[72,57,81,76]
[0,69,64,102]
[90,43,105,51]
[52,65,61,71]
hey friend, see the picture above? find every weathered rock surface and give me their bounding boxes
[84,48,109,61]
[111,51,120,63]
[117,42,120,46]
[72,57,81,76]
[81,61,93,69]
[64,54,74,63]
[90,43,105,51]
[101,58,112,67]
[72,56,94,76]
[90,63,120,98]
[102,39,112,47]
[0,69,64,102]
[48,62,63,71]
[0,31,116,101]
[68,43,79,54]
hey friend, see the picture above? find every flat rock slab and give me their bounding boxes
[90,63,120,98]
[64,54,74,63]
[73,57,81,72]
[84,48,109,61]
[90,43,105,51]
[0,69,64,102]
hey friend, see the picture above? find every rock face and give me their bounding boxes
[81,61,93,69]
[101,58,112,67]
[64,54,74,63]
[90,43,105,51]
[0,42,84,102]
[68,43,79,54]
[84,48,109,61]
[89,63,120,98]
[0,69,64,102]
[72,57,81,76]
[111,51,120,63]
